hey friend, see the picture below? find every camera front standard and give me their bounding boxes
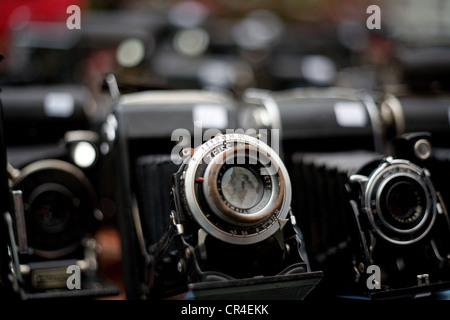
[146,133,322,299]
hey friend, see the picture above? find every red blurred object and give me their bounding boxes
[0,0,87,52]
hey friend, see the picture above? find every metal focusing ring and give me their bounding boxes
[182,133,292,245]
[364,159,437,245]
[203,144,283,226]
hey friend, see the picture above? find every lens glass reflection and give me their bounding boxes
[221,166,264,210]
[30,190,71,234]
[386,181,422,221]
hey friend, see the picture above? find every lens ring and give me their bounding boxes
[221,166,265,209]
[203,144,283,225]
[183,133,291,245]
[376,173,429,233]
[364,159,437,245]
[385,181,423,223]
[27,183,74,235]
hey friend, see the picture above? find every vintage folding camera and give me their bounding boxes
[290,132,450,299]
[0,86,119,299]
[108,84,322,299]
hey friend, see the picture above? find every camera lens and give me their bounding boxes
[221,166,264,210]
[381,177,426,229]
[206,153,282,226]
[183,133,291,245]
[29,184,73,235]
[365,160,437,245]
[11,159,98,258]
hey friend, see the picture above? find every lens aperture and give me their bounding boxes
[30,187,73,235]
[385,179,424,225]
[221,166,264,210]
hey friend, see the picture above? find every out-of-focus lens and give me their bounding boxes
[29,185,73,235]
[365,160,436,245]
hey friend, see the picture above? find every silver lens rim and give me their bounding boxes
[376,172,430,234]
[202,144,282,226]
[183,133,291,245]
[365,159,437,245]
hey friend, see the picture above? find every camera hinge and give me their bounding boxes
[170,210,184,235]
[197,228,208,260]
[349,174,369,191]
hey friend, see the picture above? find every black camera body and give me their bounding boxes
[4,162,105,298]
[110,87,322,299]
[243,87,450,298]
[0,86,119,299]
[291,132,450,298]
[110,88,239,299]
